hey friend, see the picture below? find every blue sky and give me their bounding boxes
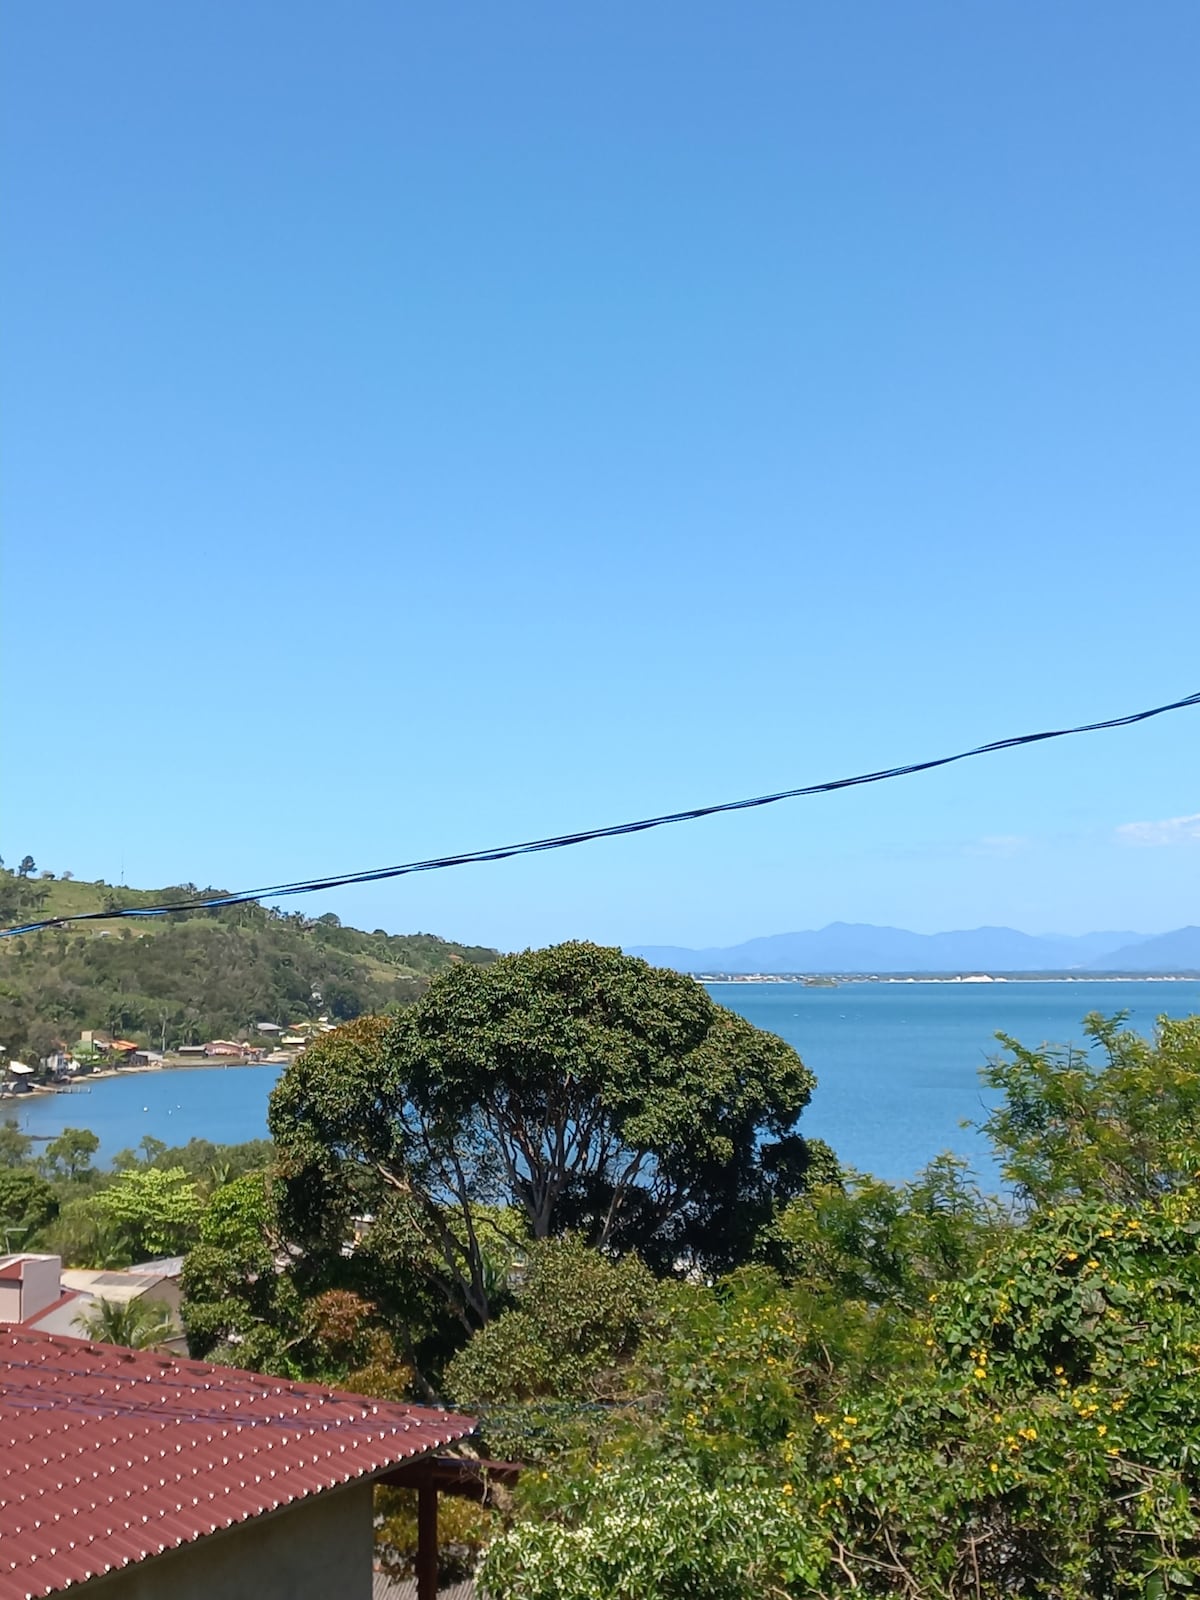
[3,3,1198,950]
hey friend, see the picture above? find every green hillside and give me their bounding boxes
[0,870,498,1059]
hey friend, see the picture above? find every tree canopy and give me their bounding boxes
[0,1168,59,1241]
[270,942,833,1329]
[88,1165,203,1258]
[41,1127,99,1183]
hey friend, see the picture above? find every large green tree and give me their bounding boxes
[87,1164,203,1257]
[0,1168,59,1241]
[981,1012,1200,1208]
[270,942,831,1329]
[41,1127,99,1182]
[0,1119,32,1168]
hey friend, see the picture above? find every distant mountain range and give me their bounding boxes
[628,923,1200,975]
[1091,928,1200,972]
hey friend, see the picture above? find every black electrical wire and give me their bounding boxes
[4,687,1198,938]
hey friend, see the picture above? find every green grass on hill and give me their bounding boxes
[0,870,498,1060]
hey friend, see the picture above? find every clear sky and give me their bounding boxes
[3,3,1198,950]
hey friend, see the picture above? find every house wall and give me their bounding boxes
[0,1255,61,1323]
[149,1277,182,1314]
[74,1480,375,1600]
[17,1254,62,1321]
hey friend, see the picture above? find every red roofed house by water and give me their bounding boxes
[0,1328,476,1600]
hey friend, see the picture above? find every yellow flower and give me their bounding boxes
[1065,1251,1078,1262]
[989,1462,999,1474]
[782,1483,794,1496]
[1096,1424,1107,1437]
[832,1475,843,1488]
[842,1416,858,1426]
[1085,1259,1100,1271]
[1106,1447,1119,1457]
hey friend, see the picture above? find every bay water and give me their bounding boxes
[708,979,1200,1183]
[8,981,1200,1185]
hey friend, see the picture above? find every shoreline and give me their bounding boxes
[2,1055,287,1103]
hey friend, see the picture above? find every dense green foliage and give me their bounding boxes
[0,1127,277,1268]
[270,942,834,1332]
[445,1236,666,1460]
[760,1153,1007,1311]
[981,1012,1200,1207]
[0,1119,33,1167]
[478,1013,1200,1600]
[0,1165,59,1242]
[88,1165,204,1257]
[0,868,496,1057]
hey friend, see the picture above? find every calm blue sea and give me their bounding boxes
[707,979,1200,1183]
[8,981,1200,1184]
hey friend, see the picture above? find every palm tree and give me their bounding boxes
[207,1159,233,1193]
[73,1295,174,1350]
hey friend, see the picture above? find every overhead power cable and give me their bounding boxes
[3,687,1198,939]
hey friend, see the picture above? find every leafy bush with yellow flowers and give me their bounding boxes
[480,1015,1200,1599]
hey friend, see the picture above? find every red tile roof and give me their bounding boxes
[0,1329,475,1599]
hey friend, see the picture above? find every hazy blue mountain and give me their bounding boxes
[629,922,1153,974]
[1052,931,1160,964]
[1087,927,1200,972]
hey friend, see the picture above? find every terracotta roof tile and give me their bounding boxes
[0,1330,475,1599]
